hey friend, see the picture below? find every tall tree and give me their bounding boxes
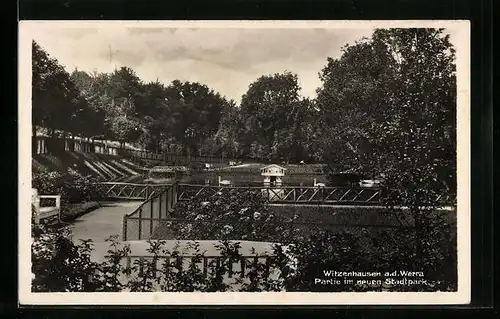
[212,100,243,158]
[163,80,229,156]
[317,28,457,261]
[32,41,87,152]
[239,72,308,161]
[316,37,398,172]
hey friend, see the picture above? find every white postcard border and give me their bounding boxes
[18,20,471,305]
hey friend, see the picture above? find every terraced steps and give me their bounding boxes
[33,151,150,182]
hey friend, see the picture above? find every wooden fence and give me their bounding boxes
[177,184,454,206]
[177,184,383,205]
[98,182,170,201]
[119,254,274,280]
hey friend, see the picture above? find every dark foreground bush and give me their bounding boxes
[32,170,105,222]
[31,216,457,292]
[33,170,106,204]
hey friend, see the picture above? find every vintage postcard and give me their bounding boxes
[19,20,470,305]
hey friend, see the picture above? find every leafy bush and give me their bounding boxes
[32,170,105,204]
[31,220,456,292]
[153,188,300,242]
[60,174,106,203]
[32,171,65,195]
[32,170,105,223]
[31,223,278,292]
[61,202,101,222]
[31,224,101,292]
[273,224,456,292]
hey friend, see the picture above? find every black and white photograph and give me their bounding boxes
[19,20,470,305]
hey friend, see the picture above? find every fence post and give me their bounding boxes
[173,182,178,206]
[150,196,154,237]
[264,257,270,279]
[122,214,128,241]
[240,257,246,278]
[167,187,172,213]
[138,207,143,241]
[203,257,208,277]
[159,191,163,220]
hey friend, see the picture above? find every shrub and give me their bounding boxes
[31,213,456,293]
[31,224,102,292]
[155,188,300,242]
[60,174,106,203]
[32,170,106,204]
[31,223,276,292]
[61,202,101,222]
[32,171,65,195]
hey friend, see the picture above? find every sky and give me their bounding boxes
[30,25,377,103]
[29,23,460,104]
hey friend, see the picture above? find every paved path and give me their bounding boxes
[69,200,280,267]
[70,201,143,243]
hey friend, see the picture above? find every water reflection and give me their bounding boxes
[134,171,327,186]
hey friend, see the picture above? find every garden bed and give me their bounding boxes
[61,201,101,222]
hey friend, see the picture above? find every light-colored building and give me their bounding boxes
[260,164,287,201]
[260,164,287,187]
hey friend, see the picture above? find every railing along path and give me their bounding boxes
[99,182,170,200]
[178,184,383,204]
[102,181,454,241]
[99,182,453,205]
[121,182,179,241]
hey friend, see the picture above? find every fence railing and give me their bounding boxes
[99,182,454,206]
[99,182,171,201]
[177,184,383,205]
[118,254,275,280]
[122,182,179,241]
[177,184,454,206]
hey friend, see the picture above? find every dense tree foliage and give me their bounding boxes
[33,28,457,195]
[237,72,315,162]
[32,41,101,152]
[316,28,457,259]
[33,42,233,156]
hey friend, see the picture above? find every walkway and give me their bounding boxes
[68,200,277,265]
[70,201,143,243]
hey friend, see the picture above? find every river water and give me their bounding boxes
[125,169,328,187]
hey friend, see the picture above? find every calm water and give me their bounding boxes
[126,171,327,187]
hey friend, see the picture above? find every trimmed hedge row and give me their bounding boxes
[61,201,100,222]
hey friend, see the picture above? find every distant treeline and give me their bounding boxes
[33,28,456,188]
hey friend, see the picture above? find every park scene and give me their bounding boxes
[30,26,457,293]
